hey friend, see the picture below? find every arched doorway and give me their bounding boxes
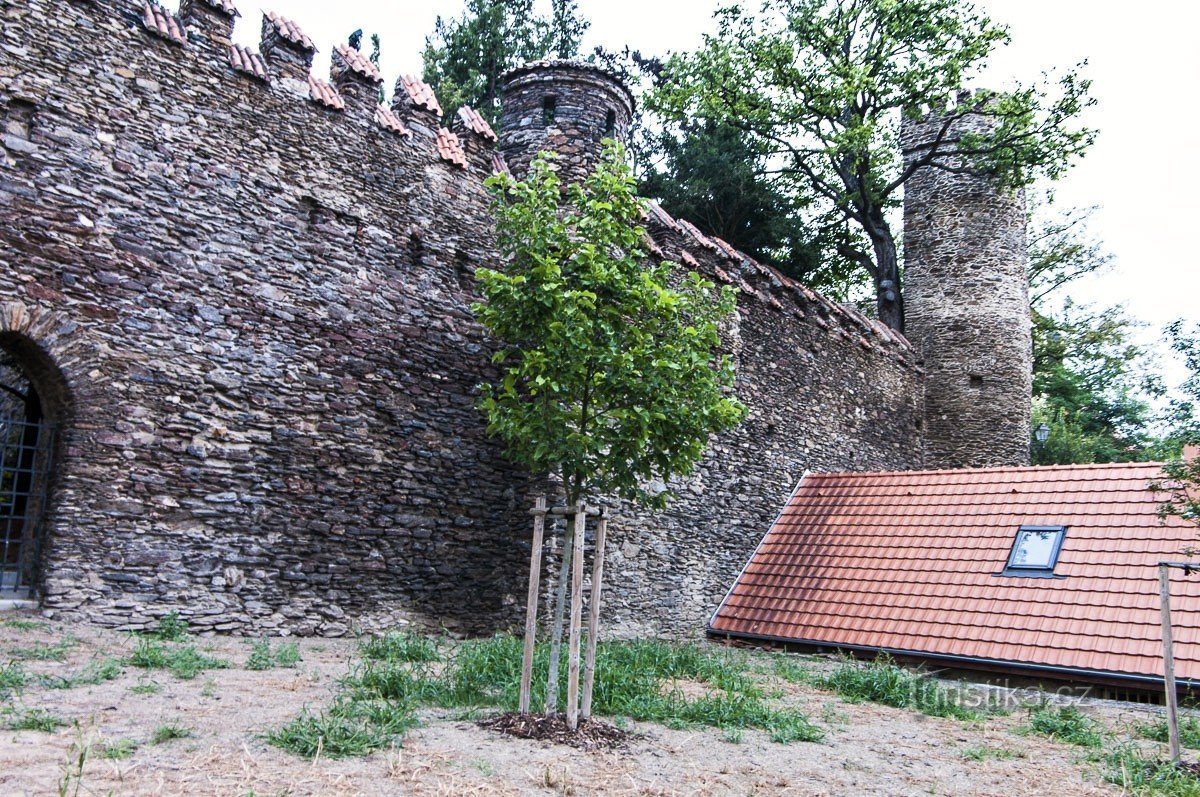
[0,336,60,599]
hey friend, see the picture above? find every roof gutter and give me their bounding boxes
[705,626,1200,692]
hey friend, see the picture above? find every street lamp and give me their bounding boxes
[1035,423,1051,447]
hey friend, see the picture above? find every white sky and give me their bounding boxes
[215,0,1200,386]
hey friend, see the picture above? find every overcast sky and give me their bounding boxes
[216,0,1200,387]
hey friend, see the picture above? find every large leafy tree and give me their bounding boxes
[650,0,1094,331]
[639,121,825,284]
[1027,204,1159,465]
[476,142,746,508]
[422,0,589,125]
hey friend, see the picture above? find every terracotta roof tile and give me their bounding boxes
[679,250,700,269]
[142,2,187,46]
[436,128,467,169]
[264,11,314,52]
[308,76,344,111]
[399,75,442,116]
[491,151,510,175]
[374,105,410,136]
[711,462,1200,683]
[228,44,268,82]
[676,219,719,252]
[457,106,497,142]
[198,0,238,15]
[645,200,678,230]
[333,43,382,83]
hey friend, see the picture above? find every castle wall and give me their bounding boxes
[1,0,925,636]
[902,101,1033,470]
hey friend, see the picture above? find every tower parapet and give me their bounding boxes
[498,60,634,184]
[901,94,1033,469]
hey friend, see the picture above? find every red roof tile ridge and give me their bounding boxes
[142,1,187,46]
[803,460,1169,482]
[399,75,443,116]
[308,76,344,111]
[228,44,268,82]
[264,10,315,51]
[374,105,410,136]
[456,106,498,142]
[436,128,468,169]
[333,43,382,83]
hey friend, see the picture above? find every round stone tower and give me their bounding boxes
[498,60,635,185]
[901,94,1033,469]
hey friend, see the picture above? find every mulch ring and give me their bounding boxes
[479,712,635,751]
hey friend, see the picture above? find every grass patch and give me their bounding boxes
[41,657,124,689]
[1137,716,1200,750]
[962,745,1024,761]
[1024,704,1105,747]
[129,681,162,695]
[128,639,227,680]
[266,698,416,759]
[146,612,189,642]
[151,723,191,744]
[99,738,138,760]
[9,636,76,662]
[6,707,67,732]
[246,639,302,671]
[360,632,439,663]
[815,655,978,720]
[772,656,812,685]
[1101,743,1200,796]
[3,618,48,631]
[0,661,27,698]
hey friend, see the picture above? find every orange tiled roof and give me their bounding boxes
[142,2,186,46]
[399,75,442,116]
[436,128,467,169]
[228,44,267,82]
[457,106,497,142]
[308,77,344,111]
[710,462,1200,683]
[334,43,382,83]
[264,11,314,51]
[375,105,410,136]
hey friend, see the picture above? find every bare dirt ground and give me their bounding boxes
[0,612,1159,796]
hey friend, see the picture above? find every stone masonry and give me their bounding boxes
[0,0,1017,637]
[902,95,1033,470]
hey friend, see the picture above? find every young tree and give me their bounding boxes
[650,0,1094,331]
[475,141,746,726]
[422,0,590,125]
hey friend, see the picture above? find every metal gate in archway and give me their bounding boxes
[0,415,54,598]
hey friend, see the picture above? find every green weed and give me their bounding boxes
[246,639,302,671]
[7,707,67,732]
[128,639,227,680]
[1101,743,1200,796]
[99,738,137,760]
[962,745,1023,761]
[773,656,812,685]
[146,612,189,642]
[1137,715,1200,749]
[41,657,124,689]
[150,723,191,744]
[1024,704,1105,747]
[360,632,439,664]
[816,655,977,720]
[10,637,76,662]
[3,618,48,631]
[266,698,414,759]
[128,682,162,695]
[0,661,27,698]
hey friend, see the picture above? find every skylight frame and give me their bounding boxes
[1000,525,1068,578]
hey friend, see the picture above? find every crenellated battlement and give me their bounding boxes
[0,0,927,638]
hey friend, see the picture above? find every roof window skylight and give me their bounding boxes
[1001,525,1067,577]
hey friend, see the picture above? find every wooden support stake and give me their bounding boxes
[566,502,586,730]
[581,509,608,720]
[1161,563,1182,764]
[518,495,547,714]
[544,515,572,716]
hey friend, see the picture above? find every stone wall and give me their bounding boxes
[902,95,1033,470]
[0,0,925,637]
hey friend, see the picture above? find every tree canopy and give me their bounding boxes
[475,142,747,507]
[650,0,1095,330]
[422,0,589,125]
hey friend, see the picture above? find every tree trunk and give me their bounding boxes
[864,214,905,333]
[518,495,547,714]
[565,502,586,730]
[544,513,573,715]
[581,509,608,720]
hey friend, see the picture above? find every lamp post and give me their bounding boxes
[1035,423,1050,447]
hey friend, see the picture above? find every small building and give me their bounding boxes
[709,462,1200,691]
